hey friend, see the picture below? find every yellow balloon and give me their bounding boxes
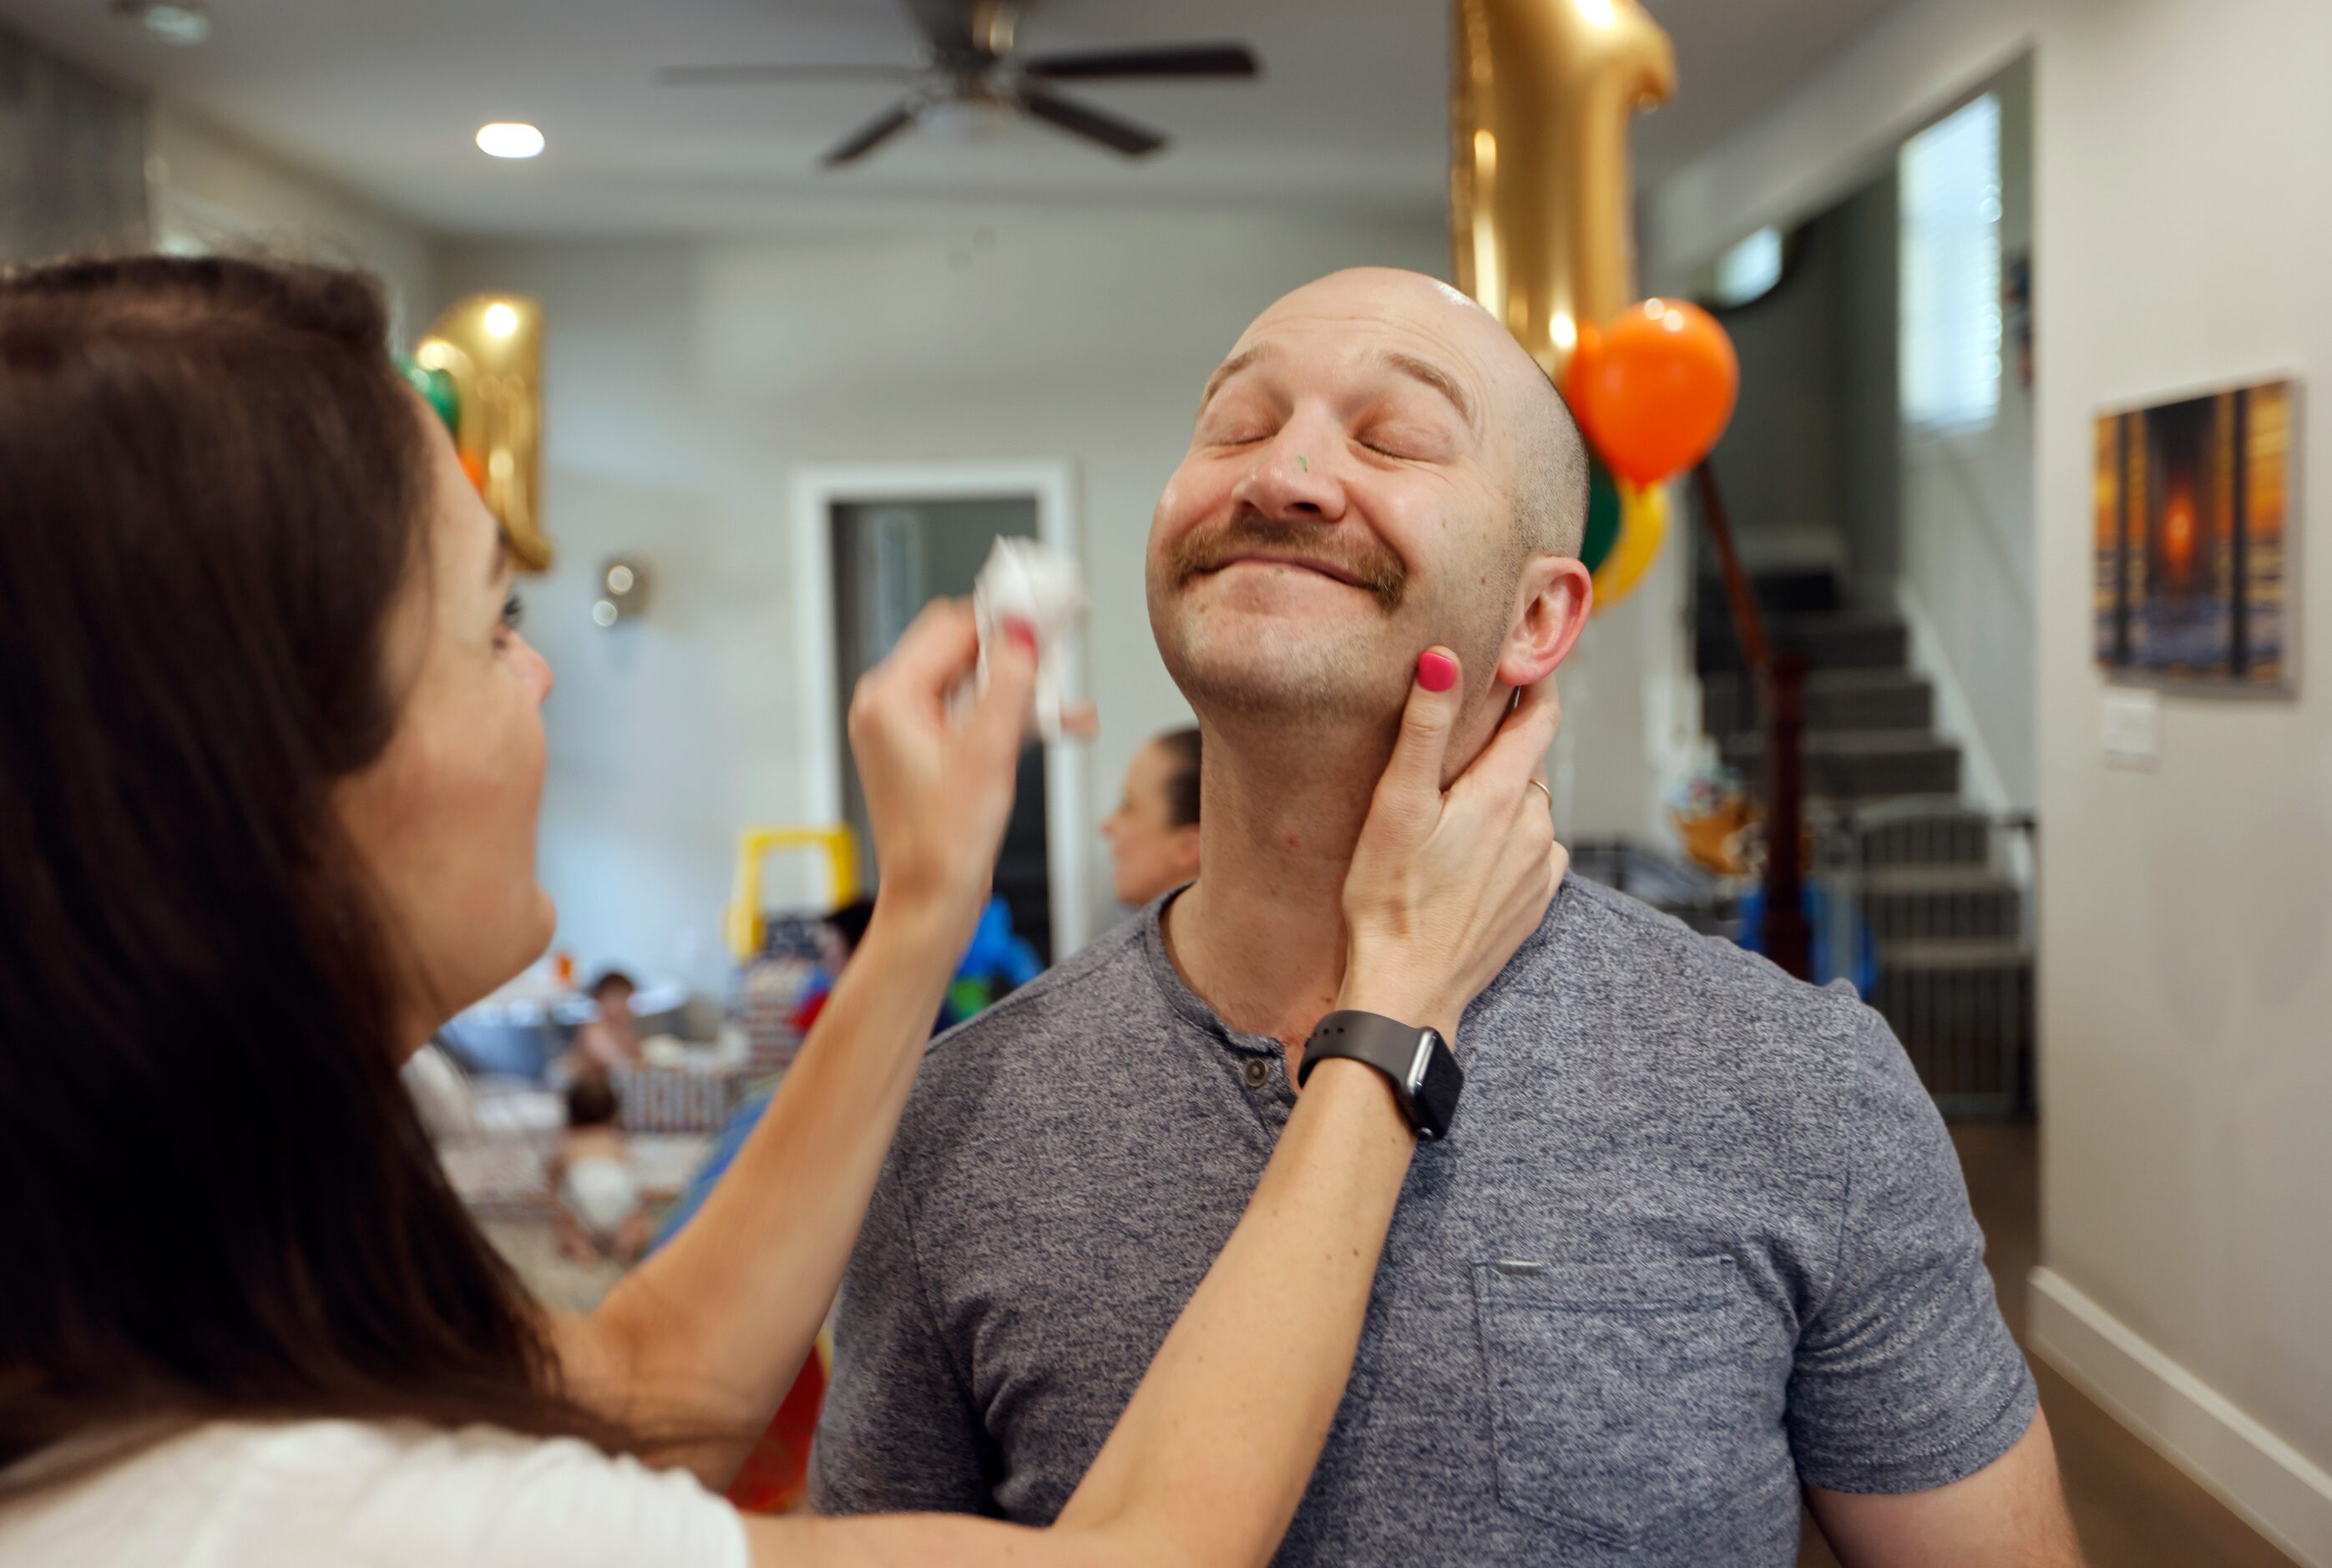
[413,294,551,573]
[1450,0,1676,385]
[1591,478,1667,616]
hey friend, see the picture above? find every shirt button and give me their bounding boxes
[1243,1059,1271,1090]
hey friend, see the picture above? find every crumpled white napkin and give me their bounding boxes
[971,536,1087,741]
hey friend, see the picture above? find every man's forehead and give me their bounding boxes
[1238,275,1482,350]
[1215,270,1521,401]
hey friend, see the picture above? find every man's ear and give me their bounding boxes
[1497,554,1595,688]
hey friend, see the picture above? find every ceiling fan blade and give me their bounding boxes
[1019,89,1166,157]
[821,102,921,166]
[660,63,919,85]
[1020,43,1260,81]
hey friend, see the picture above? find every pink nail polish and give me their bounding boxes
[1417,650,1457,693]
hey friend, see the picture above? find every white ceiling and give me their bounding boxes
[3,0,1909,237]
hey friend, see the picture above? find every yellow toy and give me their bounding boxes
[724,825,859,962]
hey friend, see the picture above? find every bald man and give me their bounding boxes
[812,270,2081,1565]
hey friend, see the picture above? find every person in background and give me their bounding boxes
[550,1076,650,1265]
[1100,726,1203,908]
[569,969,645,1078]
[788,899,877,1035]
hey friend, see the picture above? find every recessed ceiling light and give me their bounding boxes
[111,0,212,46]
[475,123,545,160]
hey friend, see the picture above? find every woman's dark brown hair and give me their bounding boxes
[1158,726,1202,830]
[0,256,615,1473]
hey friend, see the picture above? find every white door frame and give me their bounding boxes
[789,460,1090,958]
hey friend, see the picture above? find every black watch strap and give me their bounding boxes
[1297,1009,1464,1141]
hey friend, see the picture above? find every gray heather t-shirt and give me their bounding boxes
[810,876,2036,1564]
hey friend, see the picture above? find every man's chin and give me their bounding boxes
[1161,619,1401,721]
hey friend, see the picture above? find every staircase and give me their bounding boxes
[1696,568,2034,1115]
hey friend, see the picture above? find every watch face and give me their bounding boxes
[1412,1037,1464,1141]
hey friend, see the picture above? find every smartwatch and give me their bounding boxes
[1296,1010,1464,1141]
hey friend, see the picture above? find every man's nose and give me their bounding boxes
[1232,410,1347,524]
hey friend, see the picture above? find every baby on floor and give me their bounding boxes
[549,1076,650,1264]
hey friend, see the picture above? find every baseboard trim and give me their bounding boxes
[2028,1266,2332,1566]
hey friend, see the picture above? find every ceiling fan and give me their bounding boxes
[660,0,1261,166]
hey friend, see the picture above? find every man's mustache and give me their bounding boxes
[1168,514,1407,612]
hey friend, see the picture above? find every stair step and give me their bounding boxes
[1722,729,1961,802]
[1696,611,1910,674]
[1703,669,1935,736]
[1777,612,1911,669]
[1727,728,1949,758]
[1854,809,1996,868]
[1879,938,2032,969]
[1861,873,2023,941]
[1695,567,1844,616]
[1859,865,2012,893]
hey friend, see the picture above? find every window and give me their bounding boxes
[1899,93,2002,432]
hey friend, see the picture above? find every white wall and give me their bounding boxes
[438,210,1468,999]
[1647,0,2332,1558]
[149,104,437,346]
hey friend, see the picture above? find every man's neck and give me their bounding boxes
[1161,699,1497,1057]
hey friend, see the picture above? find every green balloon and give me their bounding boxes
[395,357,460,436]
[1581,458,1622,574]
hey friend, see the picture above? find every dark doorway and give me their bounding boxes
[829,498,1053,963]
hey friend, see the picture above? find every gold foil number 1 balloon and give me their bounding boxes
[413,294,552,573]
[1450,0,1675,386]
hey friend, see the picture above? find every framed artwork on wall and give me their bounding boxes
[2093,377,2299,693]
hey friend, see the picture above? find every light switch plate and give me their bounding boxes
[2102,686,2161,769]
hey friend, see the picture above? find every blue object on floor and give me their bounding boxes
[1737,881,1880,997]
[958,896,1042,989]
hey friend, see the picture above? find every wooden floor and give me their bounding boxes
[1797,1121,2295,1567]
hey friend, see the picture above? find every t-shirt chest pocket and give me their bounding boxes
[1472,1254,1780,1546]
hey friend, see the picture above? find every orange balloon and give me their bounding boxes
[1560,318,1603,417]
[1571,298,1739,484]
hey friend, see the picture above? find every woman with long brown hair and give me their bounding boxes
[0,255,1565,1565]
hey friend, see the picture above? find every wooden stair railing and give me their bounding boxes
[1690,460,1813,982]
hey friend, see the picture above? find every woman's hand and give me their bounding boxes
[1337,648,1567,1042]
[847,599,1083,945]
[847,600,1028,935]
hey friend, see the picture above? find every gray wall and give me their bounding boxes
[1832,170,1901,594]
[0,23,145,262]
[1699,167,1902,599]
[1704,210,1850,561]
